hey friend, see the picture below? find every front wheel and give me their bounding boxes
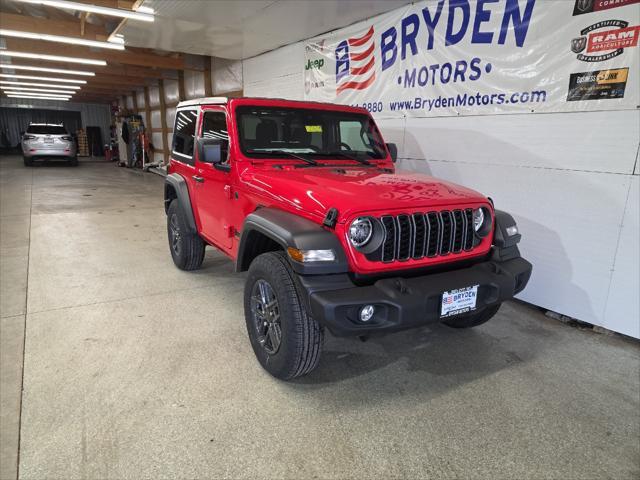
[244,251,323,380]
[442,304,501,328]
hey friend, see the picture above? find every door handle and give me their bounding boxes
[192,175,204,183]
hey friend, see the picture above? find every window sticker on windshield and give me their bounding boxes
[305,125,322,133]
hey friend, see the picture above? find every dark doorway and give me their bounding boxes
[85,126,104,156]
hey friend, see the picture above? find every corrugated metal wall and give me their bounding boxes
[0,97,111,146]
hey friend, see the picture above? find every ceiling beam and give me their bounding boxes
[75,0,136,9]
[77,84,141,92]
[3,38,185,70]
[85,74,155,86]
[4,57,179,80]
[0,13,110,40]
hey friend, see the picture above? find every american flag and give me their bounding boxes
[335,26,376,94]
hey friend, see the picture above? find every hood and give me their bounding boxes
[241,165,489,222]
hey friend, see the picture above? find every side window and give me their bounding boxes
[201,111,229,163]
[172,109,197,164]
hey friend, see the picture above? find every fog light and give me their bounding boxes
[506,225,519,237]
[359,305,375,322]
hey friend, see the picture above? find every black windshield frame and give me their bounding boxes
[235,106,386,161]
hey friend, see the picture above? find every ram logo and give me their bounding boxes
[571,36,587,53]
[575,0,593,13]
[334,26,376,94]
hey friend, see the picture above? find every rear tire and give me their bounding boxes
[442,304,501,329]
[69,157,78,166]
[23,156,32,167]
[244,251,323,380]
[167,199,205,271]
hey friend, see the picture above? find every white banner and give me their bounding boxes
[304,0,639,117]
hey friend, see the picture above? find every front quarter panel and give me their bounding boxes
[237,208,349,275]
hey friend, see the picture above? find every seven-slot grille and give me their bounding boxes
[379,209,475,262]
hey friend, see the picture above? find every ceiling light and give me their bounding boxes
[1,86,76,95]
[0,51,106,66]
[0,80,81,90]
[4,94,70,101]
[0,74,86,84]
[13,0,155,22]
[0,64,94,76]
[3,91,71,98]
[0,29,125,50]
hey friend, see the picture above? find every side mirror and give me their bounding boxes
[197,137,228,165]
[386,142,398,163]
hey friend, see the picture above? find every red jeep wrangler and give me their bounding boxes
[165,97,532,379]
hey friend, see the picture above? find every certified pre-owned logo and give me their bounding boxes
[335,26,376,95]
[571,20,639,62]
[573,0,640,16]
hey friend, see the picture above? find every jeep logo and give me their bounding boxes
[305,58,324,70]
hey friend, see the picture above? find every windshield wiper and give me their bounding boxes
[247,149,318,166]
[322,151,372,166]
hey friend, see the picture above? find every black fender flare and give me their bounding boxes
[491,209,524,262]
[237,208,349,275]
[493,210,521,248]
[164,173,197,234]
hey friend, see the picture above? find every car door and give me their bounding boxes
[193,107,233,250]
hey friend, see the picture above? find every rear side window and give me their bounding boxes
[26,125,67,135]
[172,109,198,164]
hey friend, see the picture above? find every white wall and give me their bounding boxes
[242,44,640,338]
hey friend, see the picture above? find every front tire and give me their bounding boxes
[166,199,205,271]
[442,304,501,328]
[244,251,323,380]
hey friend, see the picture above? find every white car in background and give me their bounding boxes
[21,123,77,166]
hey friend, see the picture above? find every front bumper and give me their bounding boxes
[300,254,532,336]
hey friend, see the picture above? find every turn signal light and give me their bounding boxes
[287,247,336,262]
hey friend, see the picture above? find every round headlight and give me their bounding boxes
[473,207,492,237]
[473,208,485,232]
[349,217,373,248]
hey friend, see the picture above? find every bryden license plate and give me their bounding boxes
[440,285,479,318]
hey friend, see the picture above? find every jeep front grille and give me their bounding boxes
[379,209,475,262]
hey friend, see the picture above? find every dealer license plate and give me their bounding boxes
[44,137,54,144]
[440,285,479,318]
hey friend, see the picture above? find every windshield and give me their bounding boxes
[236,106,386,160]
[26,125,67,135]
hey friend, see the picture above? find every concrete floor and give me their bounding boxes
[0,154,638,480]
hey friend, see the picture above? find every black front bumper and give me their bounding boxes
[298,254,532,336]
